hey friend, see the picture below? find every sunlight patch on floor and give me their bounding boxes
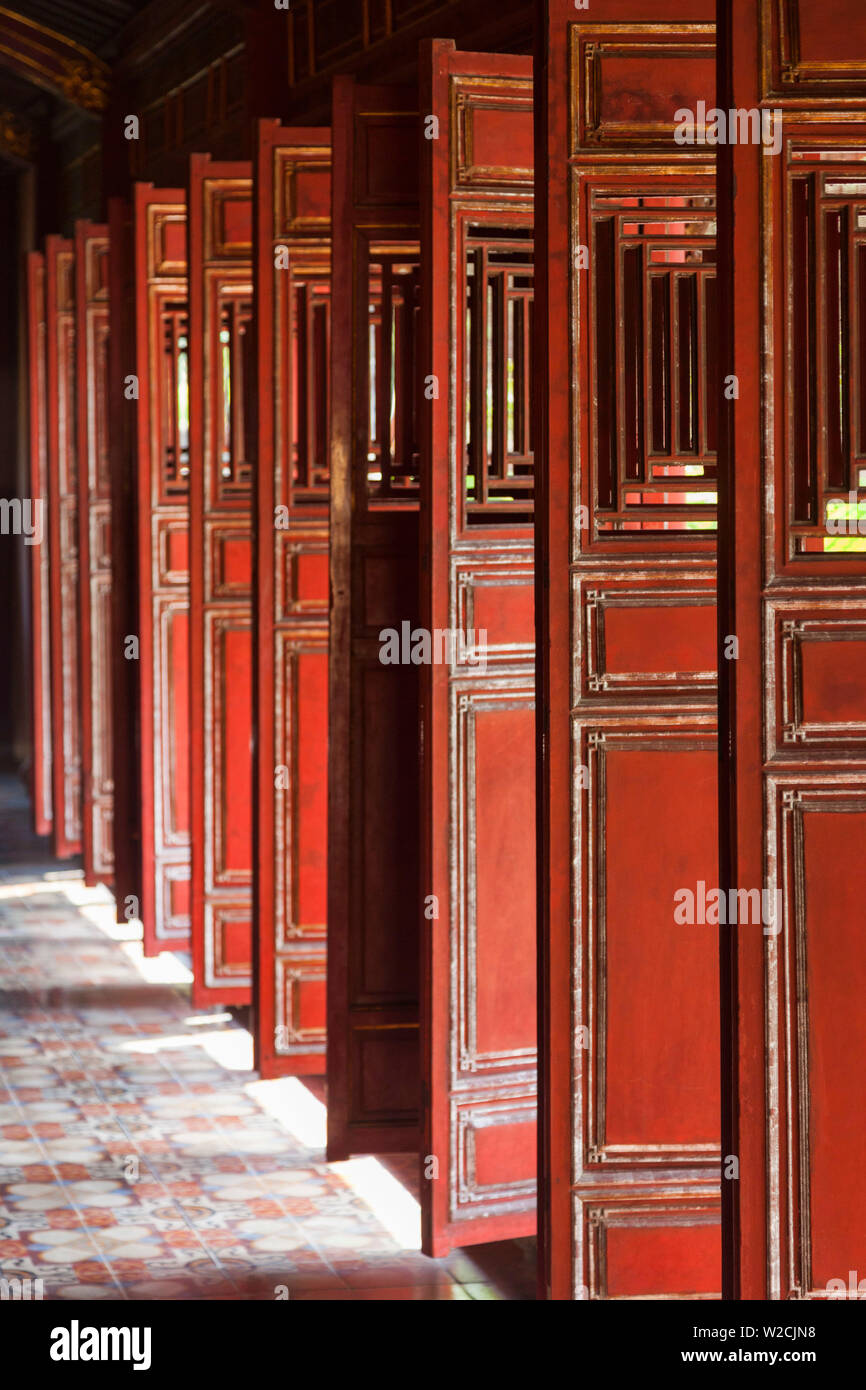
[246,1076,327,1147]
[329,1156,422,1250]
[116,1026,253,1069]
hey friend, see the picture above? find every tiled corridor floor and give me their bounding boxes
[0,777,535,1301]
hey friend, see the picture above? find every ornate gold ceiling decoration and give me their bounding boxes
[0,8,110,111]
[0,104,32,157]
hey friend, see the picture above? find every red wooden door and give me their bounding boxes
[26,251,52,838]
[719,0,866,1300]
[253,121,330,1076]
[108,198,139,920]
[45,235,81,860]
[188,155,255,1008]
[536,1,721,1299]
[419,40,536,1256]
[133,187,192,954]
[328,78,422,1159]
[74,221,113,887]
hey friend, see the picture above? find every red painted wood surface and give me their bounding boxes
[253,121,330,1076]
[133,186,191,955]
[25,251,52,838]
[419,39,536,1256]
[44,235,81,860]
[188,155,255,1008]
[719,0,866,1300]
[108,198,140,924]
[74,221,113,888]
[536,0,720,1299]
[327,78,422,1159]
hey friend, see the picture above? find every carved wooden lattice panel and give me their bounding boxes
[720,0,866,1301]
[419,40,536,1257]
[189,155,255,1007]
[536,2,721,1300]
[253,120,330,1077]
[75,221,113,887]
[26,252,52,838]
[133,187,191,955]
[45,235,81,859]
[327,78,422,1159]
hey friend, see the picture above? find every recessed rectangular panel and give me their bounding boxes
[155,213,187,273]
[358,662,419,1002]
[162,600,190,843]
[573,26,715,151]
[355,117,420,205]
[215,620,253,880]
[455,1098,537,1216]
[800,641,866,724]
[209,907,251,983]
[281,165,332,229]
[765,0,866,93]
[776,609,866,746]
[212,531,253,596]
[457,569,534,663]
[352,1029,420,1123]
[293,648,328,931]
[600,742,719,1154]
[294,549,329,605]
[463,695,536,1068]
[584,587,717,697]
[456,86,533,186]
[586,1202,721,1299]
[158,520,189,584]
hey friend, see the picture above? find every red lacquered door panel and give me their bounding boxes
[719,0,866,1300]
[26,252,52,838]
[536,0,720,1299]
[188,155,255,1007]
[45,235,81,860]
[75,221,113,887]
[328,79,422,1159]
[133,187,191,954]
[108,198,139,923]
[419,40,536,1256]
[253,121,330,1076]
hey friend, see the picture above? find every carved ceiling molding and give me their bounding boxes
[0,8,109,111]
[0,103,32,157]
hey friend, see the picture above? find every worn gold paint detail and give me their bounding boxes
[568,22,715,159]
[0,106,32,158]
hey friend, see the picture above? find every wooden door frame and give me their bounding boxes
[188,152,255,1007]
[45,233,81,861]
[74,219,112,888]
[253,119,331,1077]
[327,76,422,1160]
[419,36,538,1256]
[26,250,52,839]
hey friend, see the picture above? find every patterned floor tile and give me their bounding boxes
[0,774,535,1300]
